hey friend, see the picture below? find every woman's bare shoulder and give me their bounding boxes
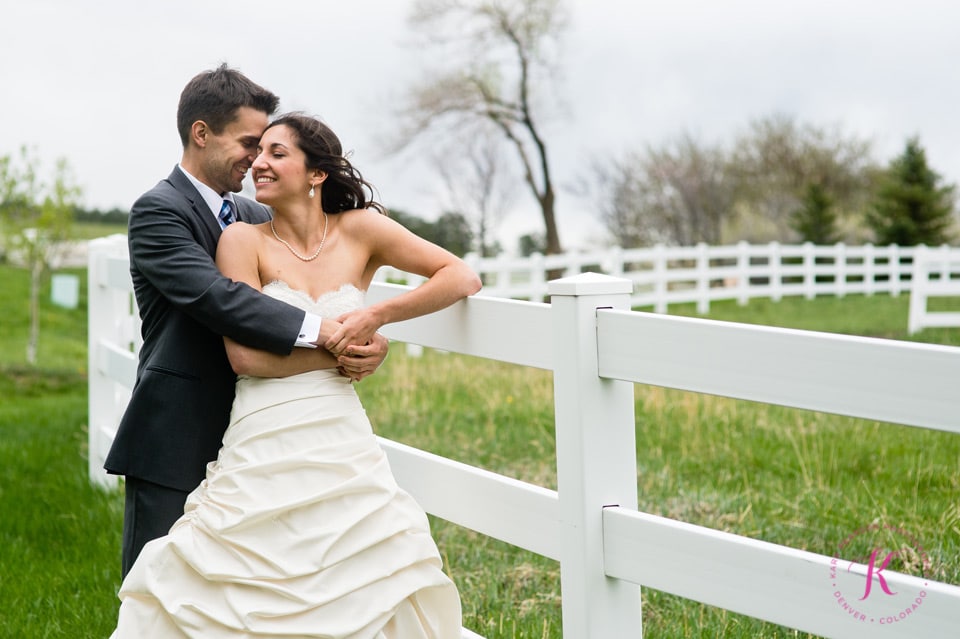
[335,207,402,236]
[221,220,269,244]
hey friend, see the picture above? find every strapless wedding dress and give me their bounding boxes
[111,281,462,638]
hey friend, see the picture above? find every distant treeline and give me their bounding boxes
[70,205,496,257]
[73,206,129,225]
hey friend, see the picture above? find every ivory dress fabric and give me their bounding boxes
[111,282,462,638]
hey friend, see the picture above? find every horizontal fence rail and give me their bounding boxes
[376,241,955,314]
[596,309,960,433]
[89,235,960,638]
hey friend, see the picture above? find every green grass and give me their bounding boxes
[0,265,122,636]
[1,263,958,637]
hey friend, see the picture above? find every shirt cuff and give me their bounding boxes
[295,313,322,349]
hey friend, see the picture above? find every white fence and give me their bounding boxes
[89,234,960,638]
[908,246,960,334]
[380,242,933,314]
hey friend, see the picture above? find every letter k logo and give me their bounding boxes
[859,548,898,600]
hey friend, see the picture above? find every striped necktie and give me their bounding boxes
[218,200,236,228]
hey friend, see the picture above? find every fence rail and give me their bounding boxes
[89,235,960,638]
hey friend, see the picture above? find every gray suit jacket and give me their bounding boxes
[104,167,306,491]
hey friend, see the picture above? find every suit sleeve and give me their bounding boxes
[129,188,304,355]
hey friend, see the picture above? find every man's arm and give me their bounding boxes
[225,326,388,381]
[129,187,303,354]
[212,221,389,379]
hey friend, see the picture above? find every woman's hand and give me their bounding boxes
[321,311,389,381]
[324,308,383,357]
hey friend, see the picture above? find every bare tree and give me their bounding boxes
[590,134,735,247]
[397,0,567,255]
[728,114,877,241]
[434,130,516,256]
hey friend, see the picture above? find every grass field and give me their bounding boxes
[0,263,957,638]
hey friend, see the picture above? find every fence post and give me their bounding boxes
[605,246,624,277]
[890,244,903,297]
[863,243,875,296]
[834,242,847,298]
[908,246,929,335]
[652,244,667,313]
[530,252,546,301]
[800,242,814,300]
[87,235,131,488]
[549,273,641,638]
[769,242,783,302]
[695,242,710,314]
[736,240,749,306]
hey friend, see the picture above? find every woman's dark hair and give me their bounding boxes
[266,112,385,215]
[176,63,280,147]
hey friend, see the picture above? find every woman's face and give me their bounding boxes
[251,125,312,206]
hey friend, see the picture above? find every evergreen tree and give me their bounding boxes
[431,211,474,257]
[790,182,838,244]
[517,232,546,257]
[867,138,956,246]
[387,208,433,239]
[387,208,474,257]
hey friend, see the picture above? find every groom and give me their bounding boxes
[104,64,389,577]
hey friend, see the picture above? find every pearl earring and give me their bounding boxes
[308,185,315,198]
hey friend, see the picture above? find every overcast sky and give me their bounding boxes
[2,0,958,251]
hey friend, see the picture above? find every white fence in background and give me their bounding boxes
[908,246,960,334]
[89,234,960,638]
[377,241,938,314]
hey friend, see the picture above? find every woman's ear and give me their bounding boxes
[313,170,328,185]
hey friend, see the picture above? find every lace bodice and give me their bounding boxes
[262,280,366,318]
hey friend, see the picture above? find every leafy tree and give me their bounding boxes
[791,183,838,244]
[430,211,475,257]
[518,231,546,256]
[387,208,434,240]
[0,146,81,364]
[397,0,567,257]
[867,137,956,246]
[387,208,474,257]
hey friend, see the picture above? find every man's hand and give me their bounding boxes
[336,333,389,382]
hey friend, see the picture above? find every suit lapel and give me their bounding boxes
[166,167,222,239]
[166,166,272,230]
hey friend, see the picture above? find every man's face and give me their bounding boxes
[201,106,269,194]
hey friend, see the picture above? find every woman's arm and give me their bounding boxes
[324,211,482,355]
[216,224,337,376]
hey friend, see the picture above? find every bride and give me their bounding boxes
[111,112,481,638]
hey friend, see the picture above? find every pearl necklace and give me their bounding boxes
[270,212,328,262]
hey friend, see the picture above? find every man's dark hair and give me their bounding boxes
[176,63,280,147]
